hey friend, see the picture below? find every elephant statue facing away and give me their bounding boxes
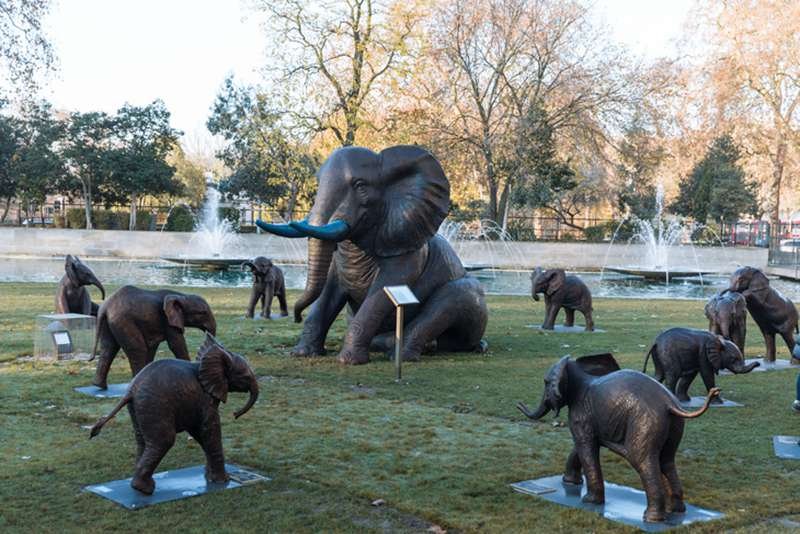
[531,267,594,331]
[242,257,288,319]
[90,285,217,389]
[643,327,758,402]
[56,255,105,316]
[705,291,747,354]
[724,266,800,363]
[517,353,720,523]
[256,145,488,364]
[89,334,259,495]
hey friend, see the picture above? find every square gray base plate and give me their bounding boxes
[511,475,723,532]
[681,396,742,408]
[85,464,269,509]
[720,358,796,375]
[773,436,800,459]
[74,383,130,398]
[75,382,128,399]
[526,325,606,333]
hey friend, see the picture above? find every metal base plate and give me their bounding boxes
[74,383,130,398]
[85,464,270,509]
[773,436,800,459]
[719,358,796,375]
[526,325,606,333]
[680,396,742,408]
[511,475,723,532]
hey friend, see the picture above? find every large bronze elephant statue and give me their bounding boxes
[725,266,800,363]
[517,353,719,523]
[89,334,258,495]
[705,291,747,354]
[90,286,217,389]
[531,267,593,331]
[256,145,488,364]
[56,255,105,316]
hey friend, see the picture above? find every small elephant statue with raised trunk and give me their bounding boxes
[517,353,720,523]
[90,286,217,389]
[725,266,800,364]
[531,267,594,331]
[242,257,288,319]
[644,327,759,403]
[89,334,259,495]
[56,255,105,316]
[705,291,747,354]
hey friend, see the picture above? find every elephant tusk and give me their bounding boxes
[289,219,350,242]
[256,220,307,238]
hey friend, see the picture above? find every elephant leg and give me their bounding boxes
[583,309,594,332]
[564,308,575,327]
[91,334,120,389]
[165,328,190,360]
[131,438,173,495]
[562,447,583,485]
[636,456,668,522]
[660,422,686,513]
[191,413,227,484]
[764,331,776,363]
[277,289,289,317]
[400,277,488,361]
[675,372,696,403]
[263,287,274,319]
[293,278,347,357]
[126,404,146,463]
[698,367,722,404]
[246,289,259,318]
[90,301,100,317]
[663,371,680,398]
[542,303,559,330]
[127,345,157,377]
[780,330,798,360]
[575,440,604,504]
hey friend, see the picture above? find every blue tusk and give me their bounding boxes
[289,219,350,241]
[256,219,306,238]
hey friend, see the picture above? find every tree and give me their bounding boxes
[108,101,182,230]
[614,116,666,221]
[168,145,207,207]
[0,0,56,97]
[254,0,418,146]
[0,113,22,221]
[698,0,800,235]
[672,135,759,223]
[208,77,318,220]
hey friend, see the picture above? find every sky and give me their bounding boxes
[42,0,695,147]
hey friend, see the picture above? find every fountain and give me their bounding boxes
[603,184,715,282]
[161,182,247,270]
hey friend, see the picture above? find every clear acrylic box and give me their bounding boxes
[34,313,96,361]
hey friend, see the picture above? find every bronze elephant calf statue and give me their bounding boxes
[242,257,288,319]
[518,353,719,523]
[56,255,105,316]
[256,145,488,364]
[531,267,594,331]
[725,266,800,363]
[90,334,258,495]
[644,327,758,403]
[91,285,217,389]
[705,291,747,354]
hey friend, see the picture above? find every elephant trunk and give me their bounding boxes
[234,376,259,419]
[87,274,105,300]
[293,238,335,323]
[204,317,217,336]
[729,360,759,374]
[519,395,551,420]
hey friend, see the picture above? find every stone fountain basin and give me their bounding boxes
[161,257,249,271]
[605,267,717,282]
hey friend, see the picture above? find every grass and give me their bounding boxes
[2,282,800,532]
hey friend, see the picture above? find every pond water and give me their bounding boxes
[2,256,799,301]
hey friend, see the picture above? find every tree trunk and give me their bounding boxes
[82,180,93,230]
[0,196,11,223]
[499,180,511,232]
[770,137,787,245]
[40,204,46,228]
[284,181,298,221]
[129,192,138,231]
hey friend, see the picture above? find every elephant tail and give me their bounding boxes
[89,393,131,438]
[643,345,655,373]
[88,305,107,361]
[668,387,721,419]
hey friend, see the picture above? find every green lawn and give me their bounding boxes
[1,282,800,532]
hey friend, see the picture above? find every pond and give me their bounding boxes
[2,256,799,301]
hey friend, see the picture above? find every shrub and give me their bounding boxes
[583,224,608,242]
[218,207,241,232]
[53,215,66,228]
[506,219,536,241]
[166,205,195,232]
[135,211,153,231]
[66,208,86,229]
[94,210,123,230]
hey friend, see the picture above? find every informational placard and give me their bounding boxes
[51,330,73,355]
[383,285,419,307]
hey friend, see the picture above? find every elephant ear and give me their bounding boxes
[706,335,723,370]
[734,293,747,314]
[374,145,450,258]
[750,269,770,292]
[197,334,230,403]
[241,260,257,273]
[546,270,566,295]
[65,255,79,285]
[163,295,186,332]
[576,353,620,376]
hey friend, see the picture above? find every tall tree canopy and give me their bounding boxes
[672,135,759,223]
[0,0,56,98]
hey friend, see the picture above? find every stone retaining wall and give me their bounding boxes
[0,227,767,272]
